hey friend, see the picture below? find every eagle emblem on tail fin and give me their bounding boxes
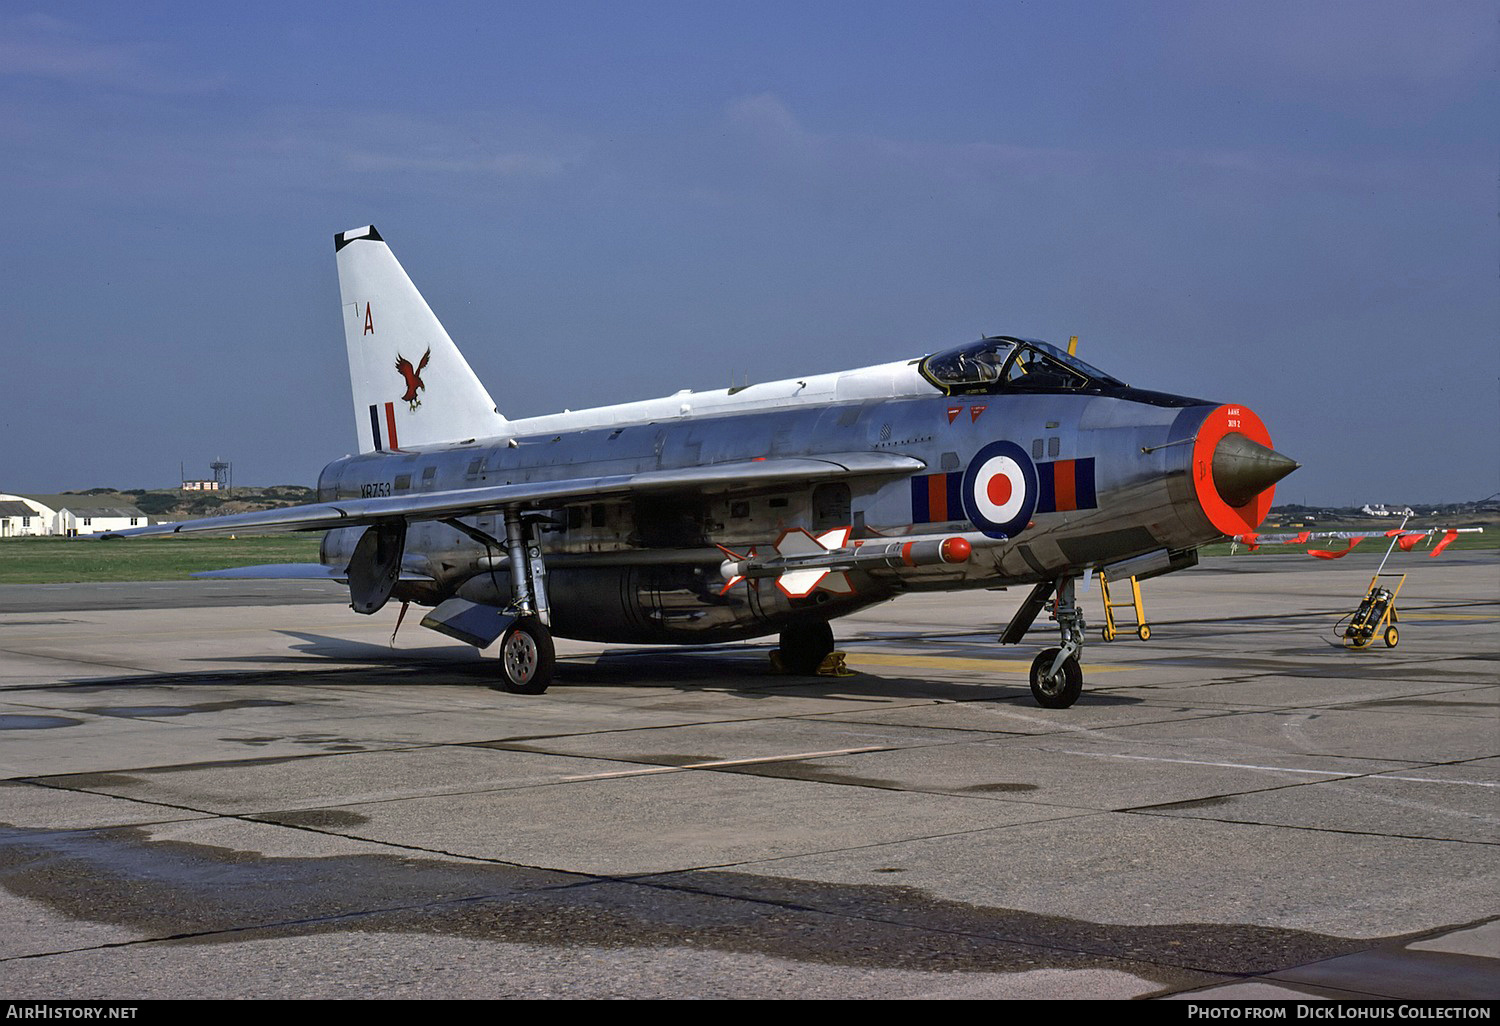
[396,349,430,410]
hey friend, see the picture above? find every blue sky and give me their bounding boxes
[2,1,1494,505]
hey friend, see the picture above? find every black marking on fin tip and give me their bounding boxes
[334,225,383,252]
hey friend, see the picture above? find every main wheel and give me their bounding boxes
[493,618,554,694]
[778,621,835,675]
[1029,647,1082,709]
[1383,625,1399,648]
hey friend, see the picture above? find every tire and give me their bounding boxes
[1348,634,1372,649]
[1101,626,1116,642]
[493,618,554,694]
[778,621,835,675]
[1137,624,1152,641]
[1029,647,1082,709]
[1383,625,1399,648]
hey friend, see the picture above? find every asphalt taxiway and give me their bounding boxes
[1,555,1495,999]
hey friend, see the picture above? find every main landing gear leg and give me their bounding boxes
[1030,575,1084,709]
[495,506,555,695]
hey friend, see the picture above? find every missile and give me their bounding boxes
[718,527,992,598]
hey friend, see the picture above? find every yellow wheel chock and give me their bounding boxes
[768,649,854,676]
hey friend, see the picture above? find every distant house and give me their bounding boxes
[0,494,150,536]
[54,506,148,536]
[0,500,45,537]
[1361,503,1414,518]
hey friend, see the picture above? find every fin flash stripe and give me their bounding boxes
[368,402,400,451]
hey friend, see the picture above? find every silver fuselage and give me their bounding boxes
[318,387,1223,644]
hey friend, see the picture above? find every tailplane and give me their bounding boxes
[335,225,508,453]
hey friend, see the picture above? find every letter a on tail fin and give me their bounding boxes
[335,225,508,453]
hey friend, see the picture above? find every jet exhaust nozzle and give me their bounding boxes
[1212,433,1299,508]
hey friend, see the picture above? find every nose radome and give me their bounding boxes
[1212,433,1299,508]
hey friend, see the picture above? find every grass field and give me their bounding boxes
[0,535,323,584]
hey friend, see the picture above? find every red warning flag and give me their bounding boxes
[1240,533,1260,551]
[1396,532,1423,552]
[1429,530,1459,557]
[1308,537,1365,559]
[1283,531,1311,545]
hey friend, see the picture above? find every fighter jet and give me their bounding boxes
[103,225,1298,708]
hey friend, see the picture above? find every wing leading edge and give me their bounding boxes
[99,452,926,540]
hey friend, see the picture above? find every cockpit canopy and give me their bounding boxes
[919,337,1125,396]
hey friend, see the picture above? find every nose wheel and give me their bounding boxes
[1030,648,1082,708]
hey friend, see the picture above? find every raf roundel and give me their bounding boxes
[961,440,1037,539]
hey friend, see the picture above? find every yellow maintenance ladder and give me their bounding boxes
[1099,573,1151,642]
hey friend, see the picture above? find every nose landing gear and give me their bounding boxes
[1003,575,1087,708]
[1032,576,1086,708]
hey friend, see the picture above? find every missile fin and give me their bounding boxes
[774,528,825,558]
[777,568,829,598]
[815,527,852,550]
[819,572,855,595]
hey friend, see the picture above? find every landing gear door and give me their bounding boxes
[347,521,406,614]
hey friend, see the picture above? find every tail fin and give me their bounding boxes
[335,225,508,453]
